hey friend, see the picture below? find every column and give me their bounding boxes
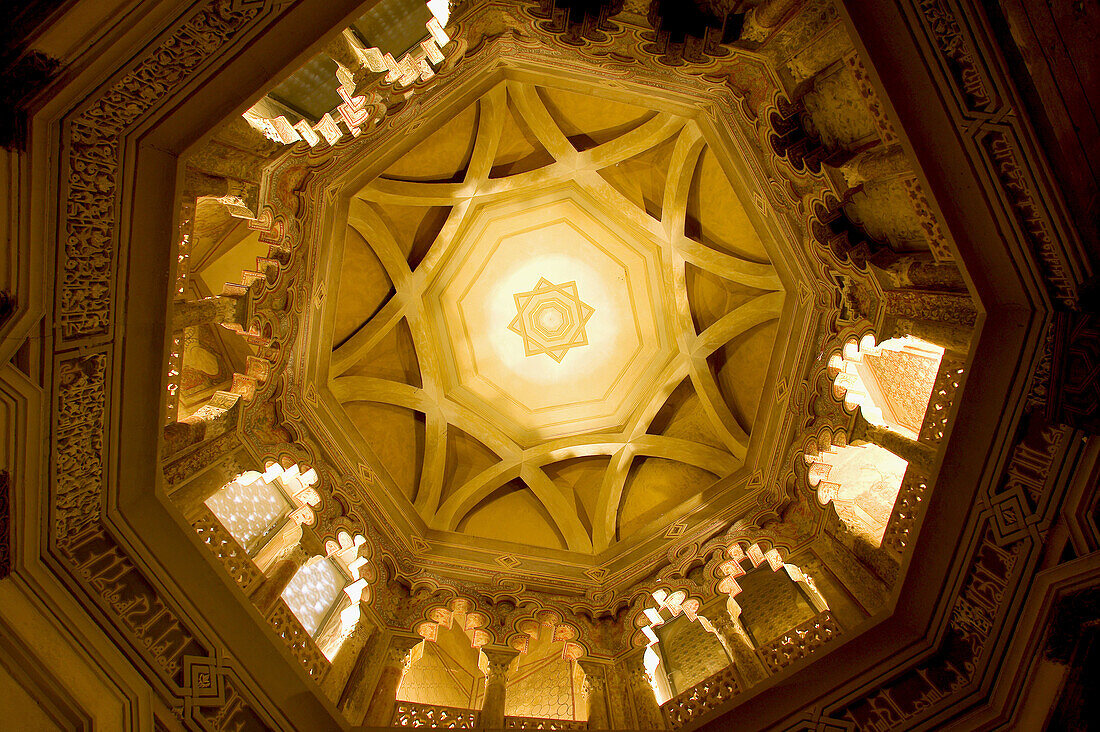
[875,254,966,291]
[711,614,769,688]
[162,390,241,457]
[171,294,249,331]
[478,645,519,729]
[883,315,972,355]
[363,634,422,726]
[249,544,309,615]
[577,658,610,730]
[851,413,937,474]
[323,617,375,703]
[815,529,892,612]
[336,627,380,721]
[325,30,375,96]
[617,654,665,730]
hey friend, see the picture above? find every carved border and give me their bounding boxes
[46,0,297,727]
[762,0,1090,725]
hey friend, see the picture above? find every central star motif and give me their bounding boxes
[508,278,595,363]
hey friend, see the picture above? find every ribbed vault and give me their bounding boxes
[324,79,787,556]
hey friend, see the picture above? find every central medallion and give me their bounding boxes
[508,278,595,363]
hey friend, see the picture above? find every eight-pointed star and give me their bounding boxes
[508,278,595,362]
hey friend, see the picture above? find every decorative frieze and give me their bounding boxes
[58,0,269,343]
[913,0,995,112]
[503,715,586,729]
[902,177,953,263]
[980,131,1079,307]
[60,522,209,684]
[825,525,1021,729]
[54,353,108,539]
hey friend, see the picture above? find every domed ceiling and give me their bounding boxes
[303,74,799,575]
[236,3,829,597]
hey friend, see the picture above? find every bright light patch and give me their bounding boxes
[205,477,289,550]
[282,558,343,635]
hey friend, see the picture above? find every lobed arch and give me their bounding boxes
[203,459,321,554]
[399,597,492,710]
[503,609,587,722]
[630,586,731,705]
[714,541,829,648]
[199,460,379,661]
[803,332,944,546]
[827,333,944,440]
[311,530,376,659]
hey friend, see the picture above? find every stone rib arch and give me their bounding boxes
[322,76,790,564]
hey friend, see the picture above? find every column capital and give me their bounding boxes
[348,616,376,644]
[581,670,606,695]
[577,657,608,679]
[385,634,422,668]
[710,612,736,635]
[481,645,519,682]
[626,666,652,691]
[275,543,310,568]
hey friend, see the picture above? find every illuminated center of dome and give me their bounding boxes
[508,278,595,363]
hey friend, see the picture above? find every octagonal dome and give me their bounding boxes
[428,183,674,444]
[316,76,795,564]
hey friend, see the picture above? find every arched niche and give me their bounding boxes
[504,624,586,722]
[637,590,732,704]
[830,334,944,439]
[398,605,487,710]
[653,611,732,698]
[809,442,908,546]
[717,543,830,649]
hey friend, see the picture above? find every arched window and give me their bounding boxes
[813,335,944,544]
[735,564,820,647]
[830,334,943,439]
[808,442,908,546]
[505,618,586,722]
[281,556,346,636]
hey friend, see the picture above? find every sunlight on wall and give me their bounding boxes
[831,335,943,440]
[282,558,343,635]
[205,475,290,550]
[811,442,908,545]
